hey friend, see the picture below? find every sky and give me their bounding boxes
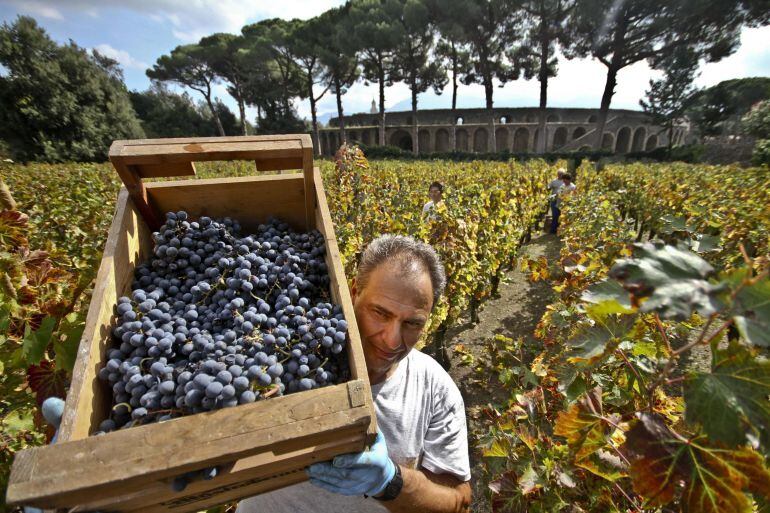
[2,0,769,126]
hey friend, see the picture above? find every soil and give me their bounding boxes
[441,233,562,513]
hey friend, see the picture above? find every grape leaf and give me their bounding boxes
[21,316,56,365]
[582,279,634,315]
[732,276,770,348]
[26,360,68,406]
[609,242,724,321]
[566,316,634,364]
[622,413,770,511]
[690,234,721,253]
[517,464,543,495]
[659,214,689,234]
[684,347,770,451]
[554,388,616,461]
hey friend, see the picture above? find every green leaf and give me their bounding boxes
[732,276,770,348]
[690,234,721,253]
[684,348,770,451]
[609,241,724,321]
[582,280,633,311]
[517,464,543,495]
[21,316,56,365]
[659,214,689,234]
[566,316,634,364]
[54,317,84,374]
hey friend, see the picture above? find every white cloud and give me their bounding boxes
[21,0,347,42]
[695,26,770,89]
[92,44,148,70]
[5,0,63,20]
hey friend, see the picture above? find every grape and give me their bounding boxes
[97,213,351,432]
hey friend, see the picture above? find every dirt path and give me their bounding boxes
[442,233,562,512]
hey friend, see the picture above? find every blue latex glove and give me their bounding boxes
[306,431,396,497]
[41,396,65,443]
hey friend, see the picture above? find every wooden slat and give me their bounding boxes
[303,144,316,229]
[145,174,307,233]
[57,190,152,443]
[133,161,197,178]
[110,136,311,166]
[110,157,162,229]
[254,156,304,171]
[8,382,369,509]
[72,427,365,513]
[313,168,378,442]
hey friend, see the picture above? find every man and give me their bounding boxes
[547,170,565,234]
[550,173,576,235]
[238,235,471,513]
[422,182,444,215]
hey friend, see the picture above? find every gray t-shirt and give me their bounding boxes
[237,350,470,513]
[548,178,563,198]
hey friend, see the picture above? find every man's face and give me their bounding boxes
[429,186,442,202]
[352,260,433,382]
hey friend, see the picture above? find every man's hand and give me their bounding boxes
[306,431,396,496]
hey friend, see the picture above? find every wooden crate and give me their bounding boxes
[7,135,377,512]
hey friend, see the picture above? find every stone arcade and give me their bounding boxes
[317,107,692,156]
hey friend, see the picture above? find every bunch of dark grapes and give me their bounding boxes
[96,211,350,433]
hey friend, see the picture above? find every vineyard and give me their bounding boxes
[1,152,769,512]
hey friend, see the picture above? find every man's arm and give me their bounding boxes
[380,466,470,513]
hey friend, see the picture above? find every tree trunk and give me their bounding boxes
[411,77,419,155]
[451,50,458,152]
[205,93,226,137]
[536,27,549,154]
[593,65,619,151]
[378,54,386,147]
[335,76,347,146]
[237,95,247,136]
[593,22,626,150]
[307,73,321,155]
[485,76,495,153]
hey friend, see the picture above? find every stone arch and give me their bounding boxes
[526,113,536,122]
[362,129,372,146]
[456,116,464,125]
[500,115,510,124]
[473,128,488,153]
[573,127,587,140]
[435,129,450,152]
[456,129,469,151]
[495,127,509,152]
[546,114,559,123]
[389,129,412,151]
[578,145,592,151]
[615,126,631,153]
[418,129,431,153]
[349,130,359,143]
[533,128,540,152]
[406,116,413,126]
[631,127,646,152]
[588,114,597,123]
[513,127,529,152]
[646,134,658,151]
[601,132,614,151]
[552,126,568,149]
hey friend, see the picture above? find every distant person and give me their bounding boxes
[422,181,444,216]
[547,169,566,197]
[547,170,565,235]
[550,173,576,235]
